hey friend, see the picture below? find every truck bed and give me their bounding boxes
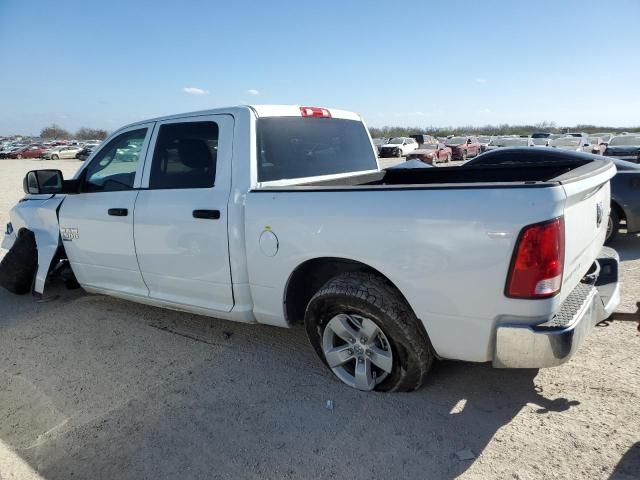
[261,158,609,190]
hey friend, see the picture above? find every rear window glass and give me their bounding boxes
[257,117,377,182]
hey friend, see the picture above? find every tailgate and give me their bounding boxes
[559,160,616,303]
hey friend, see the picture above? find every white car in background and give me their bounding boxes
[485,136,534,151]
[550,136,596,154]
[42,145,83,160]
[378,137,419,157]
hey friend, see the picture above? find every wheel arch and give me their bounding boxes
[283,256,417,327]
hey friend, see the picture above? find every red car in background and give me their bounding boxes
[406,143,453,164]
[9,144,47,159]
[445,136,482,161]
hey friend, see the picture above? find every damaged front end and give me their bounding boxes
[0,195,75,295]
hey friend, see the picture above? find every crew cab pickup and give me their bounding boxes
[0,105,621,392]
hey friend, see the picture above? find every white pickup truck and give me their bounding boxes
[0,105,620,392]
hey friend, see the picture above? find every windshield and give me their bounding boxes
[418,144,437,150]
[388,137,404,144]
[531,133,551,138]
[372,138,385,146]
[447,137,466,144]
[257,117,377,182]
[552,137,580,147]
[608,136,640,146]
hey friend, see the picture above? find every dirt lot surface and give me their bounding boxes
[0,158,639,479]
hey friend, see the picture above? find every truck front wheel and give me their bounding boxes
[304,272,434,392]
[0,229,37,295]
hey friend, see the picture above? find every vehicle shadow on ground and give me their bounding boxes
[0,284,580,479]
[610,442,640,479]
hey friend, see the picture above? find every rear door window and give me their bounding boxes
[149,121,219,189]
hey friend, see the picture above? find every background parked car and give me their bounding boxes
[478,135,493,152]
[42,145,83,160]
[409,134,438,146]
[0,144,25,158]
[585,136,605,155]
[485,136,534,151]
[550,136,594,153]
[405,143,452,164]
[378,137,419,158]
[0,146,18,159]
[9,144,47,159]
[592,133,614,145]
[76,145,96,161]
[530,132,553,146]
[445,136,481,160]
[603,135,640,162]
[372,137,389,154]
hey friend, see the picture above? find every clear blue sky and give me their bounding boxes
[1,0,639,135]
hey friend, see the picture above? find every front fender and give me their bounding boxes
[7,195,65,293]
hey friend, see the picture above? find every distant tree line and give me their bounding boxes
[39,124,109,140]
[369,121,640,139]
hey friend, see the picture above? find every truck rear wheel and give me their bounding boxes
[606,208,620,243]
[304,272,434,392]
[0,229,37,295]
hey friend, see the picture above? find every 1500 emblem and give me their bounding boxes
[61,227,79,241]
[596,201,603,228]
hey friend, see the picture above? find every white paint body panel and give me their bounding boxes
[134,114,235,312]
[58,123,155,296]
[5,196,64,293]
[244,186,571,361]
[3,105,616,364]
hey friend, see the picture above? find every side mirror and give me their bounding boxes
[23,169,64,195]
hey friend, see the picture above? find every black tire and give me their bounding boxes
[396,149,403,158]
[305,272,434,392]
[51,154,58,160]
[461,150,468,161]
[17,154,23,159]
[606,207,620,243]
[0,229,37,295]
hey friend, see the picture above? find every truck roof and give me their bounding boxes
[116,105,362,133]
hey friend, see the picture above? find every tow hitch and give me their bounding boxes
[599,302,640,332]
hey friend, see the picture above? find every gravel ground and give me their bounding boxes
[0,158,638,480]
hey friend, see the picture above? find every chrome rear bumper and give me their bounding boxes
[494,247,620,368]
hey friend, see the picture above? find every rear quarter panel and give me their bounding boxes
[245,185,567,362]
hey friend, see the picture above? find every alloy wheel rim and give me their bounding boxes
[322,314,393,391]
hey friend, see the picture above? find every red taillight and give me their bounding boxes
[300,106,331,118]
[506,217,565,299]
